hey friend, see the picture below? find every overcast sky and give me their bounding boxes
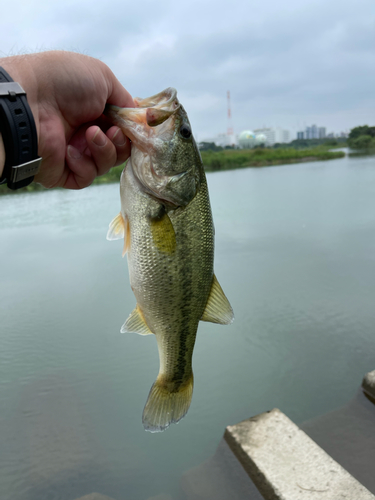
[1,0,374,140]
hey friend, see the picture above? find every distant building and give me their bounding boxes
[306,125,318,140]
[305,124,326,140]
[318,127,326,139]
[253,128,273,145]
[297,131,304,140]
[252,127,290,146]
[202,133,238,148]
[208,126,291,149]
[279,129,290,144]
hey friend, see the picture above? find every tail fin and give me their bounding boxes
[142,375,194,433]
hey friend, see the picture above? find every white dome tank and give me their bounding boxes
[255,133,267,145]
[238,130,256,149]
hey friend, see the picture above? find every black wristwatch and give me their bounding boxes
[0,66,41,190]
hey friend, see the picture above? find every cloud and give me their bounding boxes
[1,0,374,137]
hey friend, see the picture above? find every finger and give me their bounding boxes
[64,145,98,189]
[64,126,117,189]
[64,124,131,189]
[85,125,117,177]
[106,126,131,166]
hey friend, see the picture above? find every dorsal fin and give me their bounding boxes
[121,305,154,335]
[201,274,234,325]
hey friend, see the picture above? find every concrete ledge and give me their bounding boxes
[362,370,375,400]
[224,408,375,500]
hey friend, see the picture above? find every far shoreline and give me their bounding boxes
[0,147,346,196]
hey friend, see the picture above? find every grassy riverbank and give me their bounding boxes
[0,146,345,196]
[201,146,345,172]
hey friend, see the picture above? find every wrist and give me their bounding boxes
[0,133,4,177]
[0,55,40,138]
[0,63,41,189]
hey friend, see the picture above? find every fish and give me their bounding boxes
[105,88,234,432]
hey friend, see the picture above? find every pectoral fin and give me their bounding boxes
[122,216,131,257]
[121,305,154,335]
[106,212,130,257]
[107,212,125,240]
[201,274,234,325]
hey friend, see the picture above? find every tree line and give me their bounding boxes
[348,126,375,149]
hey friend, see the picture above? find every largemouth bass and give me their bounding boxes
[105,88,234,432]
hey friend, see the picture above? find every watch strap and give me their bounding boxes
[0,66,41,190]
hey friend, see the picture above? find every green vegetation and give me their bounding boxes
[286,137,347,149]
[201,146,345,172]
[200,138,347,152]
[199,141,236,151]
[348,125,375,150]
[91,163,125,184]
[0,146,345,196]
[199,141,225,152]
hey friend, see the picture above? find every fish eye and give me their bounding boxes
[179,124,192,139]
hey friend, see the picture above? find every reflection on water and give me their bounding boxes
[1,151,375,499]
[348,148,375,158]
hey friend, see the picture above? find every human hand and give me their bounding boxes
[0,51,134,189]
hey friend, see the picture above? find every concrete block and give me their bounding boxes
[362,370,375,400]
[224,408,375,500]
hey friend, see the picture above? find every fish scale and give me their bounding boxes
[125,167,214,390]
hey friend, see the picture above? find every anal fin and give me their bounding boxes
[201,274,234,325]
[121,305,154,335]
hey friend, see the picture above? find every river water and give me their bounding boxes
[1,151,375,500]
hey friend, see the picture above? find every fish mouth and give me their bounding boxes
[105,88,180,129]
[105,88,198,207]
[134,88,178,111]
